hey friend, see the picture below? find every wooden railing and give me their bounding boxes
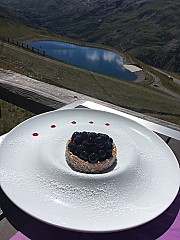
[0,68,180,130]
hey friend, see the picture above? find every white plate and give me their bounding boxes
[0,109,179,232]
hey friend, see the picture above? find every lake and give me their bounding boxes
[26,40,138,81]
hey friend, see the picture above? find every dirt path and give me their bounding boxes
[152,67,180,86]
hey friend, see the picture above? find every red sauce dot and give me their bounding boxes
[32,133,39,136]
[51,124,56,128]
[89,121,94,124]
[105,123,110,126]
[71,121,76,124]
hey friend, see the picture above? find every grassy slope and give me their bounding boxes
[0,20,180,134]
[0,99,35,135]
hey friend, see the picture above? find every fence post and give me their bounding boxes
[22,43,24,47]
[26,45,28,50]
[43,51,45,56]
[17,41,19,46]
[32,47,34,52]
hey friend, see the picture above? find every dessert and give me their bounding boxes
[65,131,117,174]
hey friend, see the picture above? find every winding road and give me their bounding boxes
[148,71,180,99]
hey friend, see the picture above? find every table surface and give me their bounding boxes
[0,100,179,240]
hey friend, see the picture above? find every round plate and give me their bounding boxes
[0,109,179,232]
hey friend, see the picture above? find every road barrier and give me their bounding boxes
[0,35,45,56]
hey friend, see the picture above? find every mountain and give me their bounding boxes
[0,2,26,22]
[0,0,179,72]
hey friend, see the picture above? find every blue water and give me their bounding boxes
[27,40,138,81]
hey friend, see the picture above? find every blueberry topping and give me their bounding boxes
[68,131,114,163]
[89,153,98,163]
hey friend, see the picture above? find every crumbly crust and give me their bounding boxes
[65,140,117,174]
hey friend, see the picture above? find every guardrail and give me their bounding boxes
[0,35,45,56]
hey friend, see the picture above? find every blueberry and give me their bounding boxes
[86,136,94,145]
[94,137,104,149]
[68,142,76,152]
[88,153,98,163]
[81,131,88,139]
[104,141,112,151]
[72,132,80,140]
[74,136,83,145]
[90,145,98,154]
[73,149,78,156]
[98,133,109,141]
[77,144,85,152]
[80,151,88,161]
[82,140,88,148]
[89,132,97,139]
[109,137,113,143]
[106,152,112,159]
[98,149,106,160]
